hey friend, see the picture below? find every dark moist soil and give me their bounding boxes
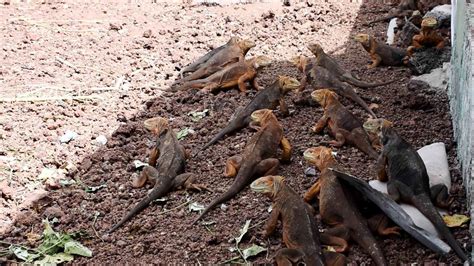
[2,1,471,265]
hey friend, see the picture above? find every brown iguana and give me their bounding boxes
[303,147,390,265]
[177,56,272,93]
[178,37,256,82]
[192,109,291,224]
[406,17,445,57]
[365,0,417,26]
[369,118,468,262]
[109,117,207,232]
[292,55,377,118]
[311,89,379,159]
[307,43,395,88]
[200,76,300,151]
[251,175,346,266]
[354,33,407,68]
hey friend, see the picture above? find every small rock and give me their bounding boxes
[109,23,122,31]
[304,167,317,177]
[59,130,77,143]
[94,135,107,146]
[283,0,290,6]
[143,29,152,38]
[117,240,127,247]
[43,206,65,219]
[0,180,15,199]
[220,204,228,211]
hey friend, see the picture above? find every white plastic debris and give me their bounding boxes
[386,18,397,45]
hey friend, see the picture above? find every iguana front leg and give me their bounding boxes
[202,82,220,93]
[303,179,321,202]
[312,114,329,133]
[237,72,256,93]
[251,77,263,91]
[255,158,279,176]
[173,173,211,192]
[274,249,305,266]
[132,165,158,188]
[368,54,382,69]
[279,98,289,117]
[279,136,292,162]
[376,153,388,182]
[368,213,400,236]
[328,132,346,147]
[148,147,160,166]
[224,155,242,178]
[263,207,281,238]
[430,184,452,209]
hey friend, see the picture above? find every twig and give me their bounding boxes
[219,256,241,264]
[0,95,103,103]
[55,56,80,73]
[92,212,104,242]
[157,199,191,215]
[248,219,265,230]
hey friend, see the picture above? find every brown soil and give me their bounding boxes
[1,0,471,264]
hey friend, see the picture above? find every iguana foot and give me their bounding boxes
[323,251,346,266]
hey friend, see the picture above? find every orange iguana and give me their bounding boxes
[354,33,407,68]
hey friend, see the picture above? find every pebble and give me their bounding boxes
[94,135,108,146]
[59,130,78,143]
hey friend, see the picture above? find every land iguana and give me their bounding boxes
[365,0,417,26]
[192,109,291,224]
[368,118,468,262]
[363,118,452,208]
[178,37,254,78]
[200,76,300,151]
[177,56,272,93]
[178,38,256,82]
[354,33,407,68]
[311,89,379,159]
[406,17,445,58]
[307,43,395,88]
[250,175,346,266]
[292,55,377,118]
[109,117,207,233]
[303,147,390,266]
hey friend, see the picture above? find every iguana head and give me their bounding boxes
[144,117,169,135]
[227,36,241,44]
[278,75,300,92]
[311,89,338,108]
[363,118,393,135]
[252,56,272,69]
[290,55,306,71]
[303,146,336,171]
[353,33,370,45]
[250,175,285,198]
[250,109,275,125]
[307,43,324,57]
[421,17,437,28]
[238,39,256,52]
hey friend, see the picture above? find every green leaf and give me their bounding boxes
[188,109,209,122]
[34,253,74,265]
[176,128,190,140]
[188,202,205,212]
[64,240,92,257]
[242,244,266,260]
[85,184,107,193]
[234,219,251,245]
[10,246,40,262]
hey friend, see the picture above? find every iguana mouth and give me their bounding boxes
[303,149,316,161]
[250,180,269,193]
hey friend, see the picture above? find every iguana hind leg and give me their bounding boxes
[368,54,382,69]
[368,213,400,236]
[320,225,350,252]
[224,155,242,178]
[323,250,346,266]
[304,179,321,203]
[274,248,305,266]
[430,184,452,209]
[255,158,279,176]
[173,173,211,192]
[132,165,158,188]
[280,136,292,163]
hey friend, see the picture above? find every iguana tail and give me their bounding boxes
[108,182,170,233]
[192,179,247,225]
[350,224,387,266]
[339,86,377,118]
[411,193,468,262]
[342,75,396,88]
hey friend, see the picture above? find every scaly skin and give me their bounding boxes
[406,17,445,57]
[354,33,407,68]
[178,56,272,93]
[312,89,379,159]
[108,117,207,233]
[307,43,395,88]
[365,0,417,25]
[251,175,346,266]
[371,119,468,262]
[201,76,300,151]
[292,56,377,118]
[303,147,388,266]
[179,38,256,82]
[192,109,291,224]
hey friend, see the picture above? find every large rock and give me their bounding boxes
[409,62,450,91]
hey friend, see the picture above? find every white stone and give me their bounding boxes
[386,18,397,45]
[95,135,107,146]
[59,130,78,143]
[411,63,450,91]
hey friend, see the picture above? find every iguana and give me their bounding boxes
[250,175,346,266]
[109,117,207,233]
[363,118,451,208]
[178,37,256,82]
[365,0,417,25]
[307,43,395,88]
[406,17,445,57]
[177,56,272,93]
[303,147,389,266]
[369,118,468,262]
[292,55,377,118]
[192,109,291,224]
[354,33,407,68]
[200,76,300,151]
[311,89,379,159]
